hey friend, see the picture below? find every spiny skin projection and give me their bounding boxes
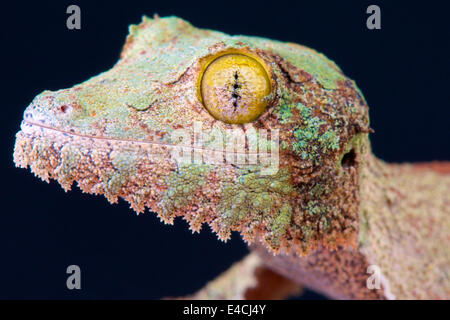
[13,16,450,300]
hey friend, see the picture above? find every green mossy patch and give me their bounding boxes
[292,103,340,161]
[162,164,212,211]
[218,168,294,230]
[269,203,293,247]
[106,149,139,196]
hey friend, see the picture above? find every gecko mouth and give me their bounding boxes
[14,114,296,252]
[14,119,232,231]
[14,116,279,228]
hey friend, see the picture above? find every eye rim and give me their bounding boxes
[197,49,275,124]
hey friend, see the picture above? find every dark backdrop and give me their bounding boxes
[1,1,449,299]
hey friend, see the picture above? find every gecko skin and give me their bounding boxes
[14,16,449,299]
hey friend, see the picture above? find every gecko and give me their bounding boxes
[13,15,450,300]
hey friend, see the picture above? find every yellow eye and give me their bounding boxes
[200,53,272,124]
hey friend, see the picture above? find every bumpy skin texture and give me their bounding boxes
[13,16,449,299]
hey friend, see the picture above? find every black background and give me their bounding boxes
[1,1,448,299]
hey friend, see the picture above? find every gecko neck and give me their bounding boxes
[253,143,449,300]
[357,147,449,299]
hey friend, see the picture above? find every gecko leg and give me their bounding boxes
[177,252,302,300]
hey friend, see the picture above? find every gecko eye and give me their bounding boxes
[200,53,272,124]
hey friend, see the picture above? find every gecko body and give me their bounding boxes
[14,16,449,299]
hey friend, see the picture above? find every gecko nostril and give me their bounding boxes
[59,105,68,113]
[341,149,356,168]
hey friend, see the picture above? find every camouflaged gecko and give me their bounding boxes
[13,16,450,300]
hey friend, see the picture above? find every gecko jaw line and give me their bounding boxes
[23,119,270,156]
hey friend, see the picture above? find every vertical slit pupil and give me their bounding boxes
[232,72,240,109]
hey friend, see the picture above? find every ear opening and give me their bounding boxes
[341,148,357,168]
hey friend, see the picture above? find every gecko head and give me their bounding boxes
[14,16,371,255]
